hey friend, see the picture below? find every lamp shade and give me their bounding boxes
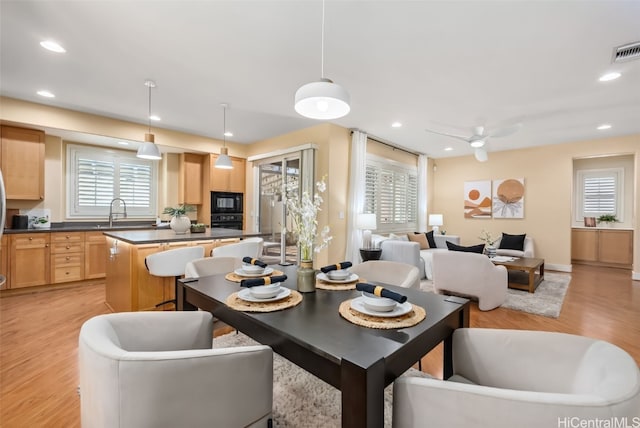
[356,213,377,230]
[215,147,233,169]
[295,78,350,120]
[136,135,161,160]
[428,214,443,227]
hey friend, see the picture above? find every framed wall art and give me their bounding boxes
[464,180,492,218]
[492,178,525,218]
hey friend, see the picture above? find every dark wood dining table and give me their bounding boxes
[177,264,470,428]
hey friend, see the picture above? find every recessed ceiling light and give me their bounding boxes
[223,131,233,137]
[444,147,453,151]
[597,124,612,130]
[40,40,66,53]
[117,141,129,145]
[391,122,402,128]
[599,72,621,82]
[149,115,161,121]
[37,90,55,98]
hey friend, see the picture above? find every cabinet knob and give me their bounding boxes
[66,256,70,260]
[29,237,33,241]
[45,244,49,247]
[66,245,70,249]
[66,235,70,239]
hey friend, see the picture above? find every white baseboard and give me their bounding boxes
[632,271,640,281]
[546,263,572,273]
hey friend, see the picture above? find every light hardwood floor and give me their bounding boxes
[1,264,639,427]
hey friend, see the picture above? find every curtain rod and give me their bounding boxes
[350,129,421,156]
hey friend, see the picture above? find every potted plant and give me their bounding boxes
[190,223,206,233]
[162,204,195,234]
[596,214,618,227]
[478,229,498,258]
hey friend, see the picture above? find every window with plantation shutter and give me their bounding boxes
[576,168,623,221]
[365,155,417,232]
[67,144,157,218]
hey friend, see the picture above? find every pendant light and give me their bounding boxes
[215,103,233,169]
[136,80,162,160]
[294,0,350,120]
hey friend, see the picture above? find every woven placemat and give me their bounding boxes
[338,299,426,329]
[225,289,302,312]
[225,269,285,283]
[316,277,367,291]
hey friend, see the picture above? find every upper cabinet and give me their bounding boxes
[179,153,204,205]
[209,154,245,193]
[1,125,45,200]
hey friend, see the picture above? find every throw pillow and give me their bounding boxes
[446,241,485,254]
[499,233,526,251]
[408,232,429,249]
[424,230,437,248]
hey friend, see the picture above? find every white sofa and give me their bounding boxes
[393,328,640,428]
[376,234,461,279]
[432,251,507,310]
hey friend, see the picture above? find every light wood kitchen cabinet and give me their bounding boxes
[571,228,633,268]
[1,125,45,200]
[50,232,85,283]
[84,231,107,279]
[209,154,245,193]
[9,233,50,288]
[179,153,204,205]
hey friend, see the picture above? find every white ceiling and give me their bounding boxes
[1,1,639,159]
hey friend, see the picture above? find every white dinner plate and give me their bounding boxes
[238,287,291,303]
[350,297,412,318]
[233,267,274,277]
[316,272,359,284]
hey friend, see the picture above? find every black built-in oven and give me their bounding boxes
[211,192,243,229]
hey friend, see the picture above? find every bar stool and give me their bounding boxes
[211,238,263,259]
[145,246,205,309]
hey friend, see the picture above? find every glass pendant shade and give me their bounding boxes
[137,133,161,160]
[295,78,350,120]
[215,146,233,169]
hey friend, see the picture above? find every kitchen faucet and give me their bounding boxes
[108,198,128,228]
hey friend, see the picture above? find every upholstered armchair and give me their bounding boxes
[494,235,535,258]
[432,251,507,310]
[349,260,421,289]
[79,311,273,428]
[393,328,640,428]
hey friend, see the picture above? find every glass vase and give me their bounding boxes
[297,260,316,293]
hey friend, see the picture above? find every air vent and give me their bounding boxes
[612,41,640,63]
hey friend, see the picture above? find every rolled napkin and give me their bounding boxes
[242,257,268,268]
[356,282,408,304]
[320,261,353,273]
[240,275,287,288]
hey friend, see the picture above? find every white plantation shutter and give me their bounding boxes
[365,156,417,232]
[576,168,623,220]
[67,144,157,218]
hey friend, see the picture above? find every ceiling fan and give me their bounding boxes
[425,122,522,162]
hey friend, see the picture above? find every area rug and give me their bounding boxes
[212,331,432,427]
[420,272,571,318]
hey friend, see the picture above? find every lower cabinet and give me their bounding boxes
[50,232,84,283]
[9,233,50,288]
[571,228,633,269]
[84,231,107,279]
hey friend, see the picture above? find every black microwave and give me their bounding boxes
[211,191,243,214]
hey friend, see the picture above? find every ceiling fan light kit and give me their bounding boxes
[295,0,350,120]
[136,80,162,160]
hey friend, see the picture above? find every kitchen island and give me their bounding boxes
[103,228,262,312]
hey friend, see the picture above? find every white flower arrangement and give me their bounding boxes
[478,229,498,247]
[284,176,332,261]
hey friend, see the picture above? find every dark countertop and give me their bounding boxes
[2,221,159,234]
[103,227,263,245]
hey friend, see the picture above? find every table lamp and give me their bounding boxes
[356,213,377,249]
[428,214,443,235]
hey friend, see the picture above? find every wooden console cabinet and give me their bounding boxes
[571,228,633,269]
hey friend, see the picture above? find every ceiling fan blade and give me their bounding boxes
[487,122,522,138]
[424,128,470,142]
[474,148,488,162]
